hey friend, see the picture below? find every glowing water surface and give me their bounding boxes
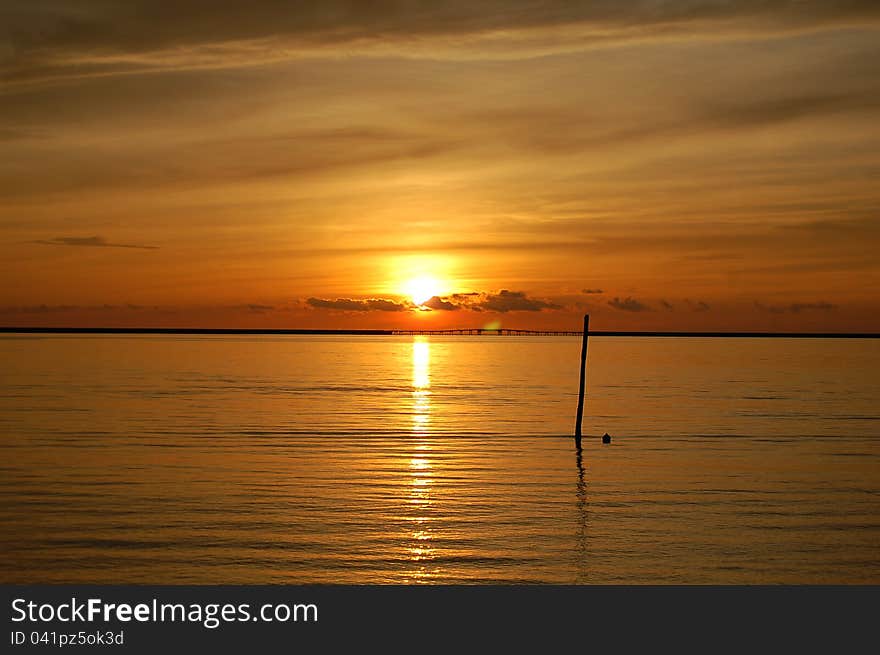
[1,335,878,583]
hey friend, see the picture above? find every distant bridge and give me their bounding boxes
[392,328,582,336]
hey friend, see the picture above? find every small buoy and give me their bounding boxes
[602,433,611,444]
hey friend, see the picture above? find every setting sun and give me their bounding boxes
[404,276,443,306]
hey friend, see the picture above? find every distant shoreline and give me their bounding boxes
[1,327,878,338]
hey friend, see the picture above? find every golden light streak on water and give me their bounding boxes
[407,339,437,581]
[412,338,431,437]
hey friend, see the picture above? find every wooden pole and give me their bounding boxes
[574,314,589,449]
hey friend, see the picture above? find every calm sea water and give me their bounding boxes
[1,335,878,583]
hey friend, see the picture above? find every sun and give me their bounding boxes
[404,275,442,306]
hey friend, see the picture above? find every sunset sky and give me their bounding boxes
[2,1,879,330]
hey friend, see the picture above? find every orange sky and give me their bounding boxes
[1,2,879,331]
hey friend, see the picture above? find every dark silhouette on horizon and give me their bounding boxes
[2,327,878,338]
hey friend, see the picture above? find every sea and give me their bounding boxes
[1,334,878,583]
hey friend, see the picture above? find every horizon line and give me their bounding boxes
[1,327,879,339]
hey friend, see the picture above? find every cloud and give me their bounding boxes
[755,300,837,314]
[474,290,560,313]
[0,304,80,314]
[306,297,410,312]
[657,298,711,312]
[422,296,459,311]
[790,301,837,313]
[582,288,603,294]
[449,85,880,168]
[0,303,154,314]
[608,296,650,312]
[700,90,880,131]
[304,289,559,314]
[754,301,785,314]
[0,127,44,141]
[684,299,711,312]
[245,304,274,313]
[0,122,461,201]
[33,236,158,250]
[5,1,879,85]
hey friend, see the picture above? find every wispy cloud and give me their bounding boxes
[0,303,151,314]
[755,300,838,314]
[5,1,880,86]
[790,301,838,313]
[608,296,650,312]
[242,303,274,313]
[684,299,711,312]
[32,236,158,250]
[0,304,81,314]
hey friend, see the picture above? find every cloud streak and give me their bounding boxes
[684,299,711,312]
[755,300,838,314]
[0,303,151,314]
[4,1,880,85]
[608,296,650,312]
[33,236,159,250]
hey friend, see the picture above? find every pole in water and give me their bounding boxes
[574,314,589,449]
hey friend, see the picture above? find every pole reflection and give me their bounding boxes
[406,337,438,581]
[574,448,589,582]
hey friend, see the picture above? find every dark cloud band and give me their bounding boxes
[306,297,410,312]
[5,1,879,84]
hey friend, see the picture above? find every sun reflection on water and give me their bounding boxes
[411,339,430,435]
[406,442,437,581]
[406,338,438,581]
